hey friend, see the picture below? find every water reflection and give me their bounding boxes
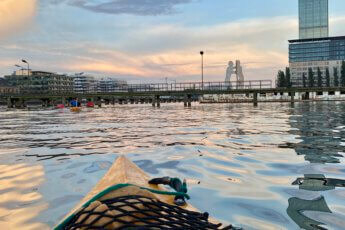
[293,174,345,191]
[287,102,345,230]
[286,103,345,164]
[0,163,48,229]
[287,196,331,230]
[1,103,345,229]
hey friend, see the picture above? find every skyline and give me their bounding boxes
[1,0,345,83]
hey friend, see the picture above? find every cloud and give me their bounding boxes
[0,15,298,81]
[0,0,37,38]
[100,16,298,80]
[49,0,193,15]
[2,12,345,82]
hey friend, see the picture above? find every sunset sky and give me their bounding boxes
[0,0,344,83]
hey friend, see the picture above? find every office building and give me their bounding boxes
[4,70,74,94]
[288,0,344,87]
[98,77,127,93]
[289,36,345,86]
[73,74,98,94]
[0,78,19,94]
[299,0,328,39]
[73,75,127,93]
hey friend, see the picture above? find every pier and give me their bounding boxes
[1,80,345,108]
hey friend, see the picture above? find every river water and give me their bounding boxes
[0,102,345,230]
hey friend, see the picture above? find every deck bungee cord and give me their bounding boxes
[55,183,232,229]
[54,156,237,230]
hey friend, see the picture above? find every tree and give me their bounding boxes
[285,67,291,88]
[277,70,286,87]
[302,73,307,88]
[334,67,339,87]
[325,68,330,87]
[308,68,315,87]
[341,60,345,87]
[317,67,323,87]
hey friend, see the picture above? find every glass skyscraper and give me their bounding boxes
[299,0,329,39]
[287,0,344,87]
[289,37,345,63]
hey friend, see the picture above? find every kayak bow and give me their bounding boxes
[55,156,230,229]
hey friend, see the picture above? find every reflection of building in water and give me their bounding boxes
[293,174,345,191]
[287,196,331,230]
[286,103,345,229]
[288,174,342,229]
[286,104,344,164]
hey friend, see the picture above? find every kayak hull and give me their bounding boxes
[70,107,81,112]
[57,155,219,227]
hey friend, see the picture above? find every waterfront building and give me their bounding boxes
[0,78,19,94]
[289,36,345,86]
[299,0,329,39]
[73,74,98,94]
[98,77,127,93]
[289,0,344,87]
[73,75,127,93]
[4,70,74,94]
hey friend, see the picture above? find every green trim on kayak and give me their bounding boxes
[54,183,190,230]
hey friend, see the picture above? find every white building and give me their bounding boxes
[73,75,98,94]
[98,77,127,93]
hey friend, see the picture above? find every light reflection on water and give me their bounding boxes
[0,102,344,229]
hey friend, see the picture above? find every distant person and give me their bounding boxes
[70,99,78,107]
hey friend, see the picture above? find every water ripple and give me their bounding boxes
[0,103,345,229]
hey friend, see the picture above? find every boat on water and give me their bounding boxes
[54,156,233,229]
[70,107,81,112]
[86,101,95,108]
[56,104,65,109]
[70,99,82,112]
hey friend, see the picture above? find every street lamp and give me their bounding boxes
[22,59,30,79]
[200,51,204,90]
[168,79,177,91]
[14,64,24,75]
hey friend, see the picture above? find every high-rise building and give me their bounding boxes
[289,36,345,86]
[288,0,345,87]
[299,0,329,39]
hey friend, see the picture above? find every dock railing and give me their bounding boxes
[0,80,273,97]
[120,80,273,93]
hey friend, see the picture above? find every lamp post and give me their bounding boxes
[169,79,177,91]
[200,51,204,90]
[22,59,30,78]
[14,64,24,75]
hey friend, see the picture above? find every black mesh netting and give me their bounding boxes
[62,195,233,230]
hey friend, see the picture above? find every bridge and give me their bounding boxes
[1,80,345,108]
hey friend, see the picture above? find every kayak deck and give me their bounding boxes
[65,155,198,219]
[55,155,225,229]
